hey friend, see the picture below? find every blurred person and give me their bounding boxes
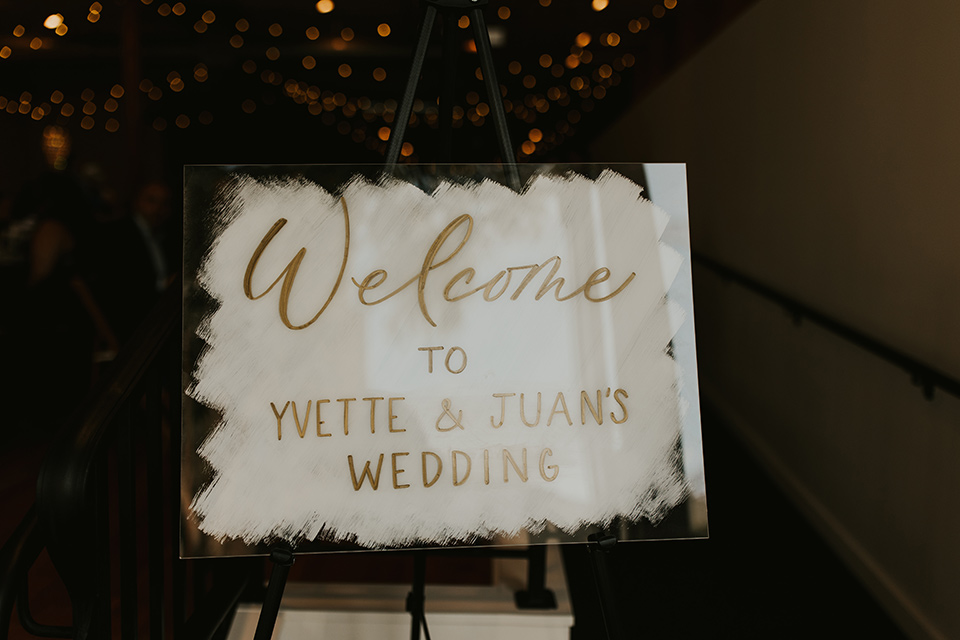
[5,173,118,435]
[93,180,180,342]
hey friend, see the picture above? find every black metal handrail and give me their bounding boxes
[693,252,960,401]
[0,279,249,640]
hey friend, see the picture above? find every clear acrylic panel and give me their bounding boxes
[181,163,706,558]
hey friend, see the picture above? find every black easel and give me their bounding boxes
[251,2,619,637]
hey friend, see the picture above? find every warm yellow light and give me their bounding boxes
[31,107,43,121]
[105,118,119,132]
[565,54,579,69]
[202,10,216,23]
[316,0,334,14]
[652,4,665,17]
[148,87,162,100]
[522,74,536,89]
[51,90,64,103]
[157,4,171,16]
[0,46,10,59]
[665,0,677,7]
[520,140,535,154]
[44,14,64,30]
[88,11,100,22]
[539,54,552,68]
[598,63,612,78]
[30,37,43,50]
[575,32,591,47]
[332,38,346,51]
[373,67,386,81]
[230,34,243,48]
[55,24,68,36]
[302,56,316,70]
[607,32,620,46]
[170,78,184,92]
[266,46,279,61]
[90,2,103,12]
[338,63,351,77]
[508,60,521,74]
[236,19,249,32]
[59,103,72,116]
[628,19,641,33]
[593,85,606,99]
[401,142,413,157]
[458,16,470,28]
[172,3,186,16]
[194,21,207,34]
[242,60,256,73]
[104,98,118,112]
[13,25,25,37]
[306,26,319,40]
[176,114,190,128]
[591,0,608,11]
[539,0,551,6]
[110,84,124,98]
[341,27,353,41]
[498,7,510,19]
[81,116,94,130]
[83,102,96,115]
[269,23,282,37]
[378,126,390,141]
[377,23,391,37]
[139,79,152,91]
[570,77,584,90]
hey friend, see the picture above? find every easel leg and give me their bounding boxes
[387,4,438,168]
[470,7,520,189]
[253,547,295,640]
[586,533,623,640]
[406,552,431,640]
[439,12,458,163]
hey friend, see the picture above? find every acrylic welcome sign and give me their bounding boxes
[181,164,706,557]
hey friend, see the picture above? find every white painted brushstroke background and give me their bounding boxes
[188,170,692,548]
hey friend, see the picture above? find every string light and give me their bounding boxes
[44,14,64,30]
[0,0,670,162]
